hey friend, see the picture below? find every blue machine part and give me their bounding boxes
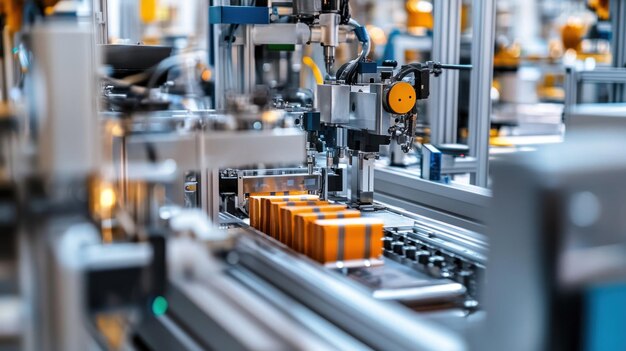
[209,6,270,25]
[353,25,368,43]
[302,112,321,131]
[421,144,441,182]
[357,61,377,74]
[586,282,626,351]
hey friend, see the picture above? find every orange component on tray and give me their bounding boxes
[248,191,307,229]
[294,210,361,255]
[258,195,319,233]
[269,200,328,238]
[310,218,384,263]
[279,204,348,246]
[248,193,314,230]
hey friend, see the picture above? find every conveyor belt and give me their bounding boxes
[220,207,477,310]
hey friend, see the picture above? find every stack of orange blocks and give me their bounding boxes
[249,193,384,264]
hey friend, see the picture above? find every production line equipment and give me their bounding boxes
[28,1,625,350]
[207,0,487,306]
[0,1,492,351]
[200,0,490,337]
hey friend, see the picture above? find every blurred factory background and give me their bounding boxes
[0,0,625,350]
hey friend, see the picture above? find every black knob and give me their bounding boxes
[392,242,404,255]
[416,250,430,265]
[382,60,398,68]
[456,270,474,286]
[404,246,417,260]
[429,256,445,268]
[383,237,393,251]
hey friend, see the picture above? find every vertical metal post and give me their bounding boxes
[93,0,109,44]
[3,28,14,102]
[611,0,626,101]
[212,0,257,108]
[118,0,141,42]
[197,125,221,224]
[350,152,375,204]
[468,0,496,187]
[212,17,225,109]
[243,25,256,95]
[202,168,221,224]
[563,67,578,121]
[430,0,461,145]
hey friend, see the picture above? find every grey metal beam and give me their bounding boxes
[611,0,626,101]
[563,67,626,120]
[430,0,462,145]
[374,168,491,230]
[468,0,496,187]
[375,193,485,233]
[442,157,478,175]
[578,68,626,82]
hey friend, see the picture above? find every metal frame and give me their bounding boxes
[211,1,261,110]
[93,0,109,44]
[125,128,307,222]
[468,0,496,187]
[611,0,626,101]
[430,0,461,145]
[374,167,491,233]
[563,67,626,119]
[442,156,478,175]
[427,0,495,187]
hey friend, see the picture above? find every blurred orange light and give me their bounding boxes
[201,69,213,82]
[100,187,116,209]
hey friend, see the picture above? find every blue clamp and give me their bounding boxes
[209,6,270,25]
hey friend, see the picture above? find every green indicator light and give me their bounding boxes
[152,296,168,316]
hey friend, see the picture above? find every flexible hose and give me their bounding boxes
[302,56,324,85]
[338,19,370,82]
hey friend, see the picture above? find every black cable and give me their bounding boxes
[396,64,425,81]
[340,0,351,25]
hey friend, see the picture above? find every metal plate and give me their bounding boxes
[241,173,321,194]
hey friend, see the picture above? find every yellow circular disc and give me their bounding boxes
[387,82,417,114]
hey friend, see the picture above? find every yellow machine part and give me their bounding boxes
[588,0,610,21]
[561,20,587,52]
[537,73,565,102]
[386,81,417,115]
[140,0,159,23]
[461,3,470,33]
[0,0,24,32]
[406,0,433,31]
[0,0,62,32]
[493,42,521,68]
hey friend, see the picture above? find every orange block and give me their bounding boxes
[259,195,319,233]
[248,191,306,229]
[279,204,347,246]
[294,210,361,255]
[269,200,328,238]
[310,218,384,263]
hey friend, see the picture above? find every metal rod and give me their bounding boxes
[439,64,472,71]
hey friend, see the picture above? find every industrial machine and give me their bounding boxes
[1,0,624,351]
[0,1,489,350]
